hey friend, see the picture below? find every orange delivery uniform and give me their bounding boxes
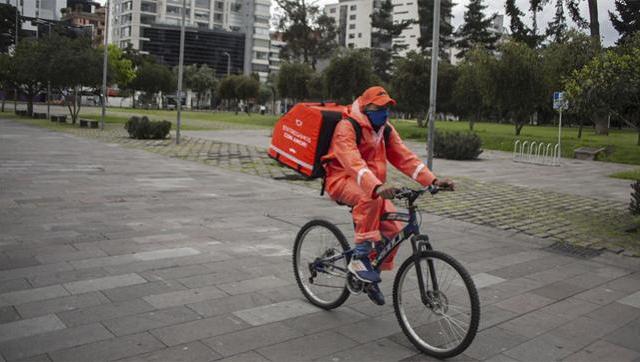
[321,87,437,271]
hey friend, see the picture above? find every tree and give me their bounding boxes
[106,44,136,88]
[235,75,260,113]
[436,61,459,117]
[453,48,494,130]
[44,35,102,123]
[565,47,640,143]
[218,75,239,110]
[275,0,338,70]
[0,4,21,53]
[564,0,601,47]
[276,62,313,103]
[11,40,48,116]
[370,0,414,80]
[545,0,568,43]
[493,41,545,135]
[0,53,13,111]
[454,0,498,59]
[307,72,326,101]
[541,30,596,129]
[130,62,175,107]
[390,51,430,126]
[324,49,378,105]
[609,0,640,45]
[417,0,454,57]
[505,0,541,48]
[185,64,217,109]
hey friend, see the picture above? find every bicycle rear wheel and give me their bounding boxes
[393,250,480,358]
[293,219,350,310]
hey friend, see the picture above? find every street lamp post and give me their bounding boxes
[426,0,441,171]
[223,51,230,76]
[176,0,187,145]
[100,0,110,131]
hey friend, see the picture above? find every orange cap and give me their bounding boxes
[360,86,397,107]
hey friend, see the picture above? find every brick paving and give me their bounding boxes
[1,117,639,361]
[21,120,638,256]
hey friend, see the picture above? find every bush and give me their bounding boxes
[124,116,171,139]
[433,130,483,160]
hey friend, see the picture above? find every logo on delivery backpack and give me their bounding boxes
[295,119,303,127]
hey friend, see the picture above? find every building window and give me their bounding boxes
[197,22,208,28]
[348,33,355,39]
[254,27,269,36]
[195,0,210,8]
[214,13,223,22]
[231,2,242,12]
[141,2,156,12]
[349,24,355,29]
[349,14,355,20]
[350,5,356,10]
[121,26,131,37]
[254,39,270,48]
[255,4,270,15]
[348,43,354,48]
[195,11,209,20]
[254,51,268,60]
[166,6,181,16]
[120,14,132,24]
[215,1,224,10]
[329,8,336,13]
[358,33,362,38]
[122,1,132,11]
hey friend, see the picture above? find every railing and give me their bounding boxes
[513,140,560,166]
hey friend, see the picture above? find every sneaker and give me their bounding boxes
[348,242,381,283]
[365,282,385,305]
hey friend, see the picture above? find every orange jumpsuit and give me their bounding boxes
[321,98,436,271]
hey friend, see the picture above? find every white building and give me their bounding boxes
[324,0,374,49]
[391,0,420,55]
[4,0,66,36]
[109,0,272,81]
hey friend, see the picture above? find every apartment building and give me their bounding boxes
[4,0,66,37]
[110,0,272,81]
[323,0,374,49]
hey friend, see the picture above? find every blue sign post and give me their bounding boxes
[553,92,567,163]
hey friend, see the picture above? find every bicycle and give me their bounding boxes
[292,185,480,359]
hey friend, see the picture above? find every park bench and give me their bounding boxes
[50,115,67,123]
[574,147,606,161]
[15,109,27,116]
[79,119,99,129]
[33,112,47,119]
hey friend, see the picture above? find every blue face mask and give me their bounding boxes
[365,108,389,127]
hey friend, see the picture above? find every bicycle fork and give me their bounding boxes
[410,235,439,307]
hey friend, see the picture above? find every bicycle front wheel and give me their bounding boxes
[393,250,480,358]
[293,219,350,310]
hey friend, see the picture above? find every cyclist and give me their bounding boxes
[321,86,455,305]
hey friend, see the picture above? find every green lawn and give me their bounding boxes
[389,119,640,165]
[3,107,639,165]
[609,169,640,181]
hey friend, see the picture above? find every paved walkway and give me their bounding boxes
[183,129,635,203]
[1,119,639,361]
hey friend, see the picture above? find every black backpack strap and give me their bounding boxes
[384,125,392,144]
[345,117,362,145]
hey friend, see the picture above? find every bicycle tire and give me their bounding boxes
[292,219,351,310]
[393,250,480,358]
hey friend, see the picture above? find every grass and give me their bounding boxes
[389,119,640,165]
[4,106,639,165]
[610,169,640,181]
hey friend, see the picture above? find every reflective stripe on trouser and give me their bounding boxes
[325,175,403,271]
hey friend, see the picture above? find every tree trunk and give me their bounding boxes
[515,122,524,136]
[26,92,33,117]
[637,129,639,146]
[587,0,601,47]
[1,97,5,112]
[593,112,609,135]
[578,118,583,139]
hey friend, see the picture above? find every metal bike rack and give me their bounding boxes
[513,139,560,166]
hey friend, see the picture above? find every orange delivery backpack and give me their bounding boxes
[268,102,348,179]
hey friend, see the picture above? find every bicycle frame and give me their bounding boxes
[313,200,439,304]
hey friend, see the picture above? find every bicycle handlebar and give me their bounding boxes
[394,184,453,201]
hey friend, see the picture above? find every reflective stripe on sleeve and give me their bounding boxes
[357,168,372,186]
[412,163,426,180]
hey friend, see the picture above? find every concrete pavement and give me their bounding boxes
[1,119,639,361]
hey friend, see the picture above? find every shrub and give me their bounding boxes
[433,130,483,160]
[631,180,640,215]
[124,116,171,139]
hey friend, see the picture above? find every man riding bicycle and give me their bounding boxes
[321,86,455,305]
